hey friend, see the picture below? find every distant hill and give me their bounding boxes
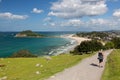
[106,30,120,35]
[15,30,44,38]
[76,31,109,39]
[76,30,120,41]
[107,30,120,32]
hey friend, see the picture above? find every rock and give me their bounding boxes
[36,63,40,67]
[44,56,52,61]
[0,64,5,67]
[36,71,40,75]
[51,76,55,78]
[15,34,27,37]
[0,76,7,80]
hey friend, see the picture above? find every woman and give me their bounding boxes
[98,50,104,68]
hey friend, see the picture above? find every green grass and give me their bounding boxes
[0,53,93,80]
[102,49,120,80]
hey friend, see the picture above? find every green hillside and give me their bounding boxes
[102,49,120,80]
[0,54,93,80]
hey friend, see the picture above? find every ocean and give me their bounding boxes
[0,32,77,57]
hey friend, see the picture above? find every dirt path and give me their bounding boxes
[46,49,113,80]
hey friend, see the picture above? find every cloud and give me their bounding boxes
[45,17,120,31]
[88,18,110,25]
[0,12,28,20]
[50,23,56,26]
[32,8,43,14]
[44,17,52,22]
[107,0,118,2]
[60,19,84,27]
[113,9,120,18]
[0,0,2,2]
[84,18,120,30]
[48,0,108,19]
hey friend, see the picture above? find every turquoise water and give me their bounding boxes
[0,32,77,57]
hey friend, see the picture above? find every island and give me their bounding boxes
[15,30,44,38]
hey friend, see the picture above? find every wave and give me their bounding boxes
[48,37,77,55]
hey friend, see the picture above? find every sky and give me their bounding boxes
[0,0,120,31]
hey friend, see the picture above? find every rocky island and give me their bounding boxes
[15,30,44,38]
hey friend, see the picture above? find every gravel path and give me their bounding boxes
[46,49,113,80]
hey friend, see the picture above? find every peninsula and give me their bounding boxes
[15,30,43,38]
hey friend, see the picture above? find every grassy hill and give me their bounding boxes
[102,49,120,80]
[0,54,93,80]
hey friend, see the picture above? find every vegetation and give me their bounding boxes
[74,31,120,53]
[111,37,120,49]
[11,50,37,58]
[104,41,114,49]
[76,31,109,40]
[102,49,120,80]
[0,53,94,80]
[72,40,103,55]
[15,30,44,37]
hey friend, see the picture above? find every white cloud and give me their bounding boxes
[0,12,28,20]
[32,8,43,14]
[43,17,56,26]
[107,0,118,2]
[45,18,120,31]
[84,18,120,30]
[88,18,110,25]
[44,17,52,22]
[48,0,108,19]
[50,23,56,26]
[60,19,83,27]
[113,9,120,18]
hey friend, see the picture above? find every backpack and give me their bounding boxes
[98,52,103,59]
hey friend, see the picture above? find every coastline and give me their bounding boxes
[66,34,91,45]
[0,32,91,57]
[59,34,91,54]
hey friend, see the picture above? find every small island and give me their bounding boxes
[15,30,44,38]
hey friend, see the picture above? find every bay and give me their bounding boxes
[0,32,77,57]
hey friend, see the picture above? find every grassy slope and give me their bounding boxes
[0,54,93,80]
[102,49,120,80]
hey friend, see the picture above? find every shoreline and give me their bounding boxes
[59,34,91,54]
[0,33,91,57]
[66,34,91,45]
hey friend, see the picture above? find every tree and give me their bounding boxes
[72,40,103,55]
[11,50,37,58]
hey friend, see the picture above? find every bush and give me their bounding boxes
[11,50,37,58]
[104,41,114,49]
[72,40,103,55]
[111,37,120,49]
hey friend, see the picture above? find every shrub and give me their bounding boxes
[72,40,103,55]
[104,41,114,49]
[11,50,37,58]
[111,37,120,49]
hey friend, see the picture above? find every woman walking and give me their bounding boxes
[98,50,104,68]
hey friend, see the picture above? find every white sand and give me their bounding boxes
[66,34,91,45]
[59,34,91,54]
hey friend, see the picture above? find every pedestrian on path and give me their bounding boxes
[98,50,104,68]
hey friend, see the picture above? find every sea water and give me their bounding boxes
[0,32,77,57]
